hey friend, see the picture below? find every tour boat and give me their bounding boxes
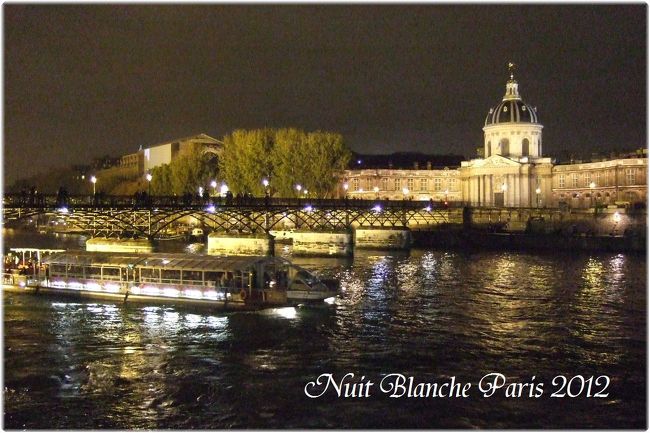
[2,251,338,310]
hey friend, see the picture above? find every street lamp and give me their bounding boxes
[295,184,302,194]
[262,178,269,187]
[373,185,379,198]
[402,187,409,200]
[444,189,449,204]
[535,187,541,208]
[198,186,204,196]
[220,183,229,196]
[90,176,97,195]
[145,173,152,195]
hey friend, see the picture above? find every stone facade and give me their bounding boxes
[341,67,647,209]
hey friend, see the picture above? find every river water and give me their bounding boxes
[3,230,646,428]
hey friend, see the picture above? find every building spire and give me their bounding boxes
[503,61,521,101]
[508,61,516,81]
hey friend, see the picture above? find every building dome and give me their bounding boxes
[484,65,539,126]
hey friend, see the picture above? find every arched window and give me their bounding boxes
[499,138,509,156]
[522,138,530,156]
[486,141,491,157]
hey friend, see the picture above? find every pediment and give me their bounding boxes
[472,155,521,168]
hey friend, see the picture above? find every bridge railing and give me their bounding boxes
[3,193,464,211]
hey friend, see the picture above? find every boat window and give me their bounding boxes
[140,267,160,282]
[49,264,66,277]
[204,271,224,285]
[182,270,202,285]
[161,269,181,282]
[102,267,121,280]
[87,266,102,279]
[66,265,84,277]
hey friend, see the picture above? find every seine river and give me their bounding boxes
[3,230,646,429]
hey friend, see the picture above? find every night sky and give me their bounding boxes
[4,4,647,184]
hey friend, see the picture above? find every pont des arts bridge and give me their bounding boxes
[3,194,645,255]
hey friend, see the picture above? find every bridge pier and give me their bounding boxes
[86,237,153,253]
[353,227,412,250]
[291,230,353,257]
[207,233,275,256]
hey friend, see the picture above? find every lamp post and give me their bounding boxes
[210,180,217,196]
[589,182,596,208]
[373,186,379,198]
[343,182,349,199]
[220,183,229,196]
[90,176,97,195]
[535,187,541,208]
[145,173,152,195]
[402,187,409,200]
[444,189,449,204]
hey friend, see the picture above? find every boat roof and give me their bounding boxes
[42,251,289,272]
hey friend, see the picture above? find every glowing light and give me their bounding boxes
[295,184,302,192]
[304,205,313,212]
[90,176,97,184]
[373,186,379,193]
[145,173,153,182]
[57,207,69,214]
[324,296,336,305]
[589,182,596,189]
[162,259,170,264]
[372,204,382,212]
[220,183,229,195]
[274,307,297,319]
[205,205,216,213]
[52,280,67,287]
[163,288,180,297]
[613,211,621,222]
[18,281,25,288]
[104,283,120,293]
[204,290,221,300]
[68,281,83,290]
[357,159,362,164]
[130,287,141,295]
[501,183,507,192]
[184,289,203,299]
[535,187,541,194]
[402,187,409,195]
[85,282,101,291]
[198,186,204,196]
[210,180,217,189]
[343,182,349,191]
[142,286,160,296]
[262,178,269,187]
[424,206,432,212]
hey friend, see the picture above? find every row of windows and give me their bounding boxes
[557,168,642,188]
[350,178,457,192]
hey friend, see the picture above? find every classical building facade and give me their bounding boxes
[341,67,646,209]
[143,133,222,173]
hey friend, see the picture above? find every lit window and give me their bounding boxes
[571,173,578,188]
[407,178,414,191]
[626,168,636,185]
[352,178,359,191]
[381,178,389,191]
[559,175,565,188]
[420,179,427,191]
[393,178,401,191]
[434,178,442,191]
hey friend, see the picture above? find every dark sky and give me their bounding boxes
[4,4,647,184]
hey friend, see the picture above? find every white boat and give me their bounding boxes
[3,251,338,310]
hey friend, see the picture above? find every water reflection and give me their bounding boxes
[2,231,646,429]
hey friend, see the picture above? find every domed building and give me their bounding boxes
[460,64,553,207]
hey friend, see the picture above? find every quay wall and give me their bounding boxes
[291,231,352,256]
[207,233,274,256]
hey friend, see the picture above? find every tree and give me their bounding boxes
[220,129,274,195]
[220,128,351,198]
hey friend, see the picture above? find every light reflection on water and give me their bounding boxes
[2,231,647,428]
